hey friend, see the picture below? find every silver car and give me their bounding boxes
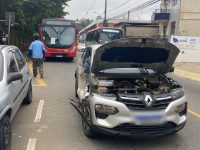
[0,45,32,149]
[74,38,187,138]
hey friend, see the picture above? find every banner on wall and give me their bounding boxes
[170,36,199,50]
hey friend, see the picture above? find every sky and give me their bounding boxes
[64,0,161,21]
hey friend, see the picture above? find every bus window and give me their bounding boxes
[100,31,122,44]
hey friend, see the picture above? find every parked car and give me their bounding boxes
[74,38,187,138]
[0,45,32,149]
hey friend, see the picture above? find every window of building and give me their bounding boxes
[172,0,177,7]
[171,21,176,35]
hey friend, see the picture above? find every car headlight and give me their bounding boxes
[171,89,185,100]
[95,104,119,115]
[175,103,187,116]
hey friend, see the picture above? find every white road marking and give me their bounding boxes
[26,138,37,150]
[34,100,45,123]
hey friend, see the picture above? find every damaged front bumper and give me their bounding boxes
[87,93,187,137]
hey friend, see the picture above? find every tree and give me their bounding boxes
[0,0,70,34]
[76,19,93,31]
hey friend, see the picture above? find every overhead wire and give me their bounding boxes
[98,0,133,18]
[107,0,133,12]
[108,0,160,20]
[130,2,160,19]
[82,0,97,19]
[109,0,160,19]
[107,0,142,18]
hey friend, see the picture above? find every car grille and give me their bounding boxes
[113,123,177,135]
[119,96,173,110]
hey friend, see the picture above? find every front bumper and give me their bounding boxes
[92,122,186,137]
[45,51,76,58]
[88,94,187,136]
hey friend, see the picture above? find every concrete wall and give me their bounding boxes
[178,0,200,37]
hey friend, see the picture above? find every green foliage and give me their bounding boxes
[76,19,93,31]
[0,0,70,34]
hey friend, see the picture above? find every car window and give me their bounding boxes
[0,53,3,81]
[86,32,92,42]
[14,49,25,71]
[8,53,19,73]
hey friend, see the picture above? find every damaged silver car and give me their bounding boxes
[73,38,187,138]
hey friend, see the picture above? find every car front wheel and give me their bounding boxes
[82,105,97,139]
[0,115,11,150]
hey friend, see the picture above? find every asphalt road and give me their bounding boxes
[11,56,200,150]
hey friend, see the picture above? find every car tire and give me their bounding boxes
[82,104,97,139]
[23,82,32,105]
[0,115,11,150]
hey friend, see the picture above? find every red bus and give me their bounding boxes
[40,19,77,60]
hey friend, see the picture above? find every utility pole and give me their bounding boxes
[103,0,107,27]
[127,11,130,22]
[8,15,11,45]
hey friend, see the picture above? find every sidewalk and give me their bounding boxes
[174,63,200,82]
[175,63,200,74]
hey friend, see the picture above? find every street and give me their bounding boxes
[11,56,200,150]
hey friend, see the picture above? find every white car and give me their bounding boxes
[74,38,187,138]
[0,45,32,150]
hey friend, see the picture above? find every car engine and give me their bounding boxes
[113,76,181,95]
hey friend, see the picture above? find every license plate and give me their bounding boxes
[56,55,63,58]
[136,114,162,122]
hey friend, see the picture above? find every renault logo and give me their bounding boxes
[144,95,153,107]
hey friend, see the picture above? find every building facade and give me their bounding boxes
[152,0,200,37]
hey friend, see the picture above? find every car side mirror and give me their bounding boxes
[7,73,23,84]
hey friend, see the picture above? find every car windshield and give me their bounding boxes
[0,53,3,81]
[100,30,122,44]
[42,26,75,48]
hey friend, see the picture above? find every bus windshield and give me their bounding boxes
[42,26,75,48]
[100,29,122,44]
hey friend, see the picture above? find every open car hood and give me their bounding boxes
[91,38,180,74]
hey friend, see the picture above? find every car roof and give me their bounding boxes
[0,45,18,53]
[0,45,7,52]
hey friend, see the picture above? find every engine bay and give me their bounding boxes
[107,76,182,95]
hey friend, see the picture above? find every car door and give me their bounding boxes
[77,48,91,100]
[6,50,22,120]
